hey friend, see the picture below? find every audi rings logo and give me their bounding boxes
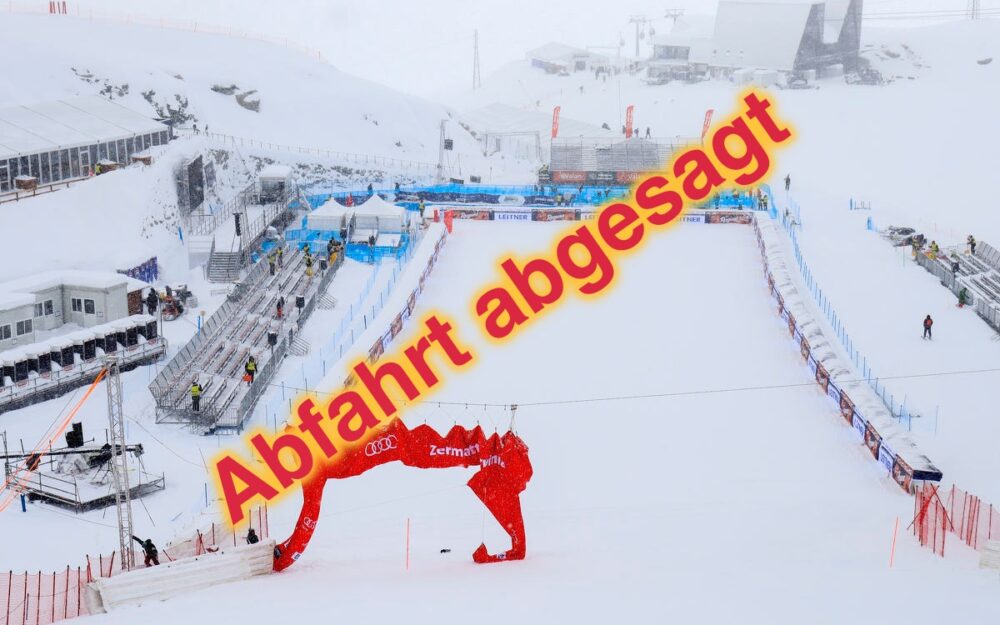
[365,435,398,457]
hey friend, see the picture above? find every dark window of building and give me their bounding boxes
[44,300,53,315]
[0,324,10,340]
[16,319,32,336]
[71,298,82,312]
[84,299,95,314]
[116,139,126,162]
[69,148,80,178]
[39,152,51,184]
[34,303,44,317]
[29,153,40,179]
[59,150,70,181]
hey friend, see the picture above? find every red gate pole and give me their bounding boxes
[50,571,55,623]
[35,571,40,625]
[21,571,26,625]
[990,504,994,541]
[63,566,68,620]
[5,570,11,625]
[76,568,81,617]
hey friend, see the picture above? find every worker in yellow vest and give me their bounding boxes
[191,379,202,412]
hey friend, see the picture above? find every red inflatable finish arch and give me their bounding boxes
[273,418,532,571]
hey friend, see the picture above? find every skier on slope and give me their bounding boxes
[923,315,933,340]
[784,174,791,191]
[132,536,160,567]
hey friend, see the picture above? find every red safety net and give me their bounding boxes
[912,483,949,557]
[0,567,89,625]
[160,505,270,561]
[946,486,1000,551]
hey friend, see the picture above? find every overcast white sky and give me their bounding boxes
[64,0,1000,98]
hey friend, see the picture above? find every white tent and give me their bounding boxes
[307,195,407,238]
[306,198,351,232]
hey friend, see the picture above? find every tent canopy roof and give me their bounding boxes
[0,96,167,161]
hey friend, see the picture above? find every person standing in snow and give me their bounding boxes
[276,295,284,320]
[244,356,257,385]
[268,253,276,276]
[190,379,202,412]
[784,174,791,191]
[145,289,158,315]
[367,183,373,196]
[923,315,933,339]
[132,536,160,567]
[967,234,977,256]
[645,127,651,139]
[246,528,260,545]
[959,288,969,308]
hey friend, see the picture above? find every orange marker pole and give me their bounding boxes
[405,518,411,571]
[889,516,900,568]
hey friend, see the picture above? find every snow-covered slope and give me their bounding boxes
[94,220,1000,624]
[0,12,498,170]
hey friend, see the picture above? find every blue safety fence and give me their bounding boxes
[300,181,776,213]
[776,207,918,430]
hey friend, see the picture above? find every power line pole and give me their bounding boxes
[472,30,482,90]
[105,357,135,571]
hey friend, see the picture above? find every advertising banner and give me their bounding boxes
[851,411,866,439]
[815,362,830,394]
[493,210,532,222]
[799,336,810,362]
[705,211,753,225]
[878,441,896,473]
[551,105,561,139]
[447,207,492,220]
[826,380,840,404]
[552,171,588,183]
[625,104,634,138]
[864,422,882,459]
[615,171,642,185]
[681,213,705,224]
[577,209,598,220]
[786,311,796,336]
[891,455,914,491]
[390,313,404,339]
[587,171,617,185]
[839,392,855,425]
[368,337,385,364]
[533,209,578,222]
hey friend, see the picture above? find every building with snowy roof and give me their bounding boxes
[0,270,149,351]
[651,0,863,74]
[526,43,609,73]
[0,95,170,194]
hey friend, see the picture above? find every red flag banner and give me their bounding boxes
[273,418,532,571]
[701,108,715,141]
[551,106,561,139]
[625,105,635,138]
